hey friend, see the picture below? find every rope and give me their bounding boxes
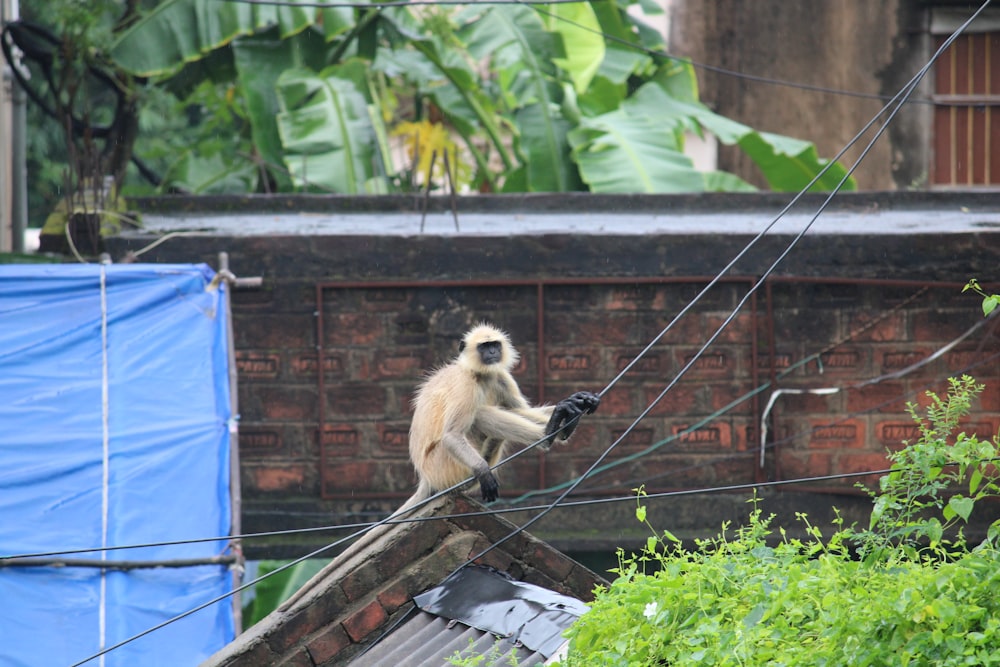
[99,263,110,667]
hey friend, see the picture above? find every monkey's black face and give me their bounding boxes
[478,340,503,365]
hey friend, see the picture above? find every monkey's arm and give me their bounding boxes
[440,430,501,502]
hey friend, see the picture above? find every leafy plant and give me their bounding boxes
[556,376,1000,666]
[25,0,858,201]
[856,375,1000,563]
[242,558,329,628]
[963,278,1000,317]
[447,637,520,666]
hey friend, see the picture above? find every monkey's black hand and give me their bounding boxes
[543,391,601,447]
[476,469,500,503]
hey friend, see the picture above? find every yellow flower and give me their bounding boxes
[391,120,466,189]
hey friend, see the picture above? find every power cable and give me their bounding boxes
[448,0,993,578]
[64,2,992,662]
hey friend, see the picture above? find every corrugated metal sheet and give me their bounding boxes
[350,612,547,667]
[350,567,587,667]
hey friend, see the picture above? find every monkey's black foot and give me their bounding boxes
[477,470,500,503]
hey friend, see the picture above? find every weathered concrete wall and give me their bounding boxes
[669,0,932,190]
[106,192,1000,558]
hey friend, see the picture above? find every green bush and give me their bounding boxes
[557,376,1000,666]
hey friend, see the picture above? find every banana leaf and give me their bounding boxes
[233,29,332,191]
[569,108,705,193]
[109,0,322,77]
[542,2,605,94]
[275,67,380,193]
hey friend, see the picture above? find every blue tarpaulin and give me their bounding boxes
[0,264,236,667]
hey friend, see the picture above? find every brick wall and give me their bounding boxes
[111,192,1000,556]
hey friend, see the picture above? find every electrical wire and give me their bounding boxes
[64,2,992,662]
[447,0,993,577]
[11,337,997,566]
[63,459,911,667]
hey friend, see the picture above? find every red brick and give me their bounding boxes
[756,351,794,373]
[361,288,412,311]
[376,423,410,453]
[251,465,307,492]
[875,420,922,447]
[590,385,633,417]
[779,390,841,415]
[524,539,575,580]
[546,347,598,380]
[604,284,667,311]
[234,313,314,348]
[779,452,834,479]
[322,461,378,493]
[468,534,514,571]
[707,383,755,416]
[975,381,1000,412]
[806,418,866,449]
[342,599,388,643]
[237,351,282,379]
[644,384,699,417]
[672,420,734,450]
[813,348,865,375]
[240,427,283,453]
[323,460,415,497]
[676,348,737,378]
[323,313,384,345]
[373,351,427,379]
[878,348,936,378]
[291,353,344,377]
[845,382,907,414]
[317,425,361,457]
[377,580,412,614]
[844,312,905,343]
[835,452,891,479]
[963,419,999,442]
[610,426,656,452]
[912,309,981,342]
[305,624,351,665]
[613,350,667,377]
[340,560,381,602]
[276,648,315,667]
[327,384,388,416]
[546,313,639,346]
[700,313,754,345]
[256,386,317,421]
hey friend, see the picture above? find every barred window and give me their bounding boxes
[932,30,1000,187]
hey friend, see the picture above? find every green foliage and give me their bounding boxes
[447,638,521,666]
[964,279,1000,317]
[26,0,858,203]
[556,376,1000,666]
[856,376,1000,563]
[242,559,329,628]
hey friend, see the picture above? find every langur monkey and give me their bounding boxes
[287,323,600,593]
[408,322,600,505]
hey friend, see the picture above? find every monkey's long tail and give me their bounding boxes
[280,482,434,610]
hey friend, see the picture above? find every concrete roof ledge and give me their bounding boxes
[122,191,1000,238]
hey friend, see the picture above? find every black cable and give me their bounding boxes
[64,3,992,662]
[448,0,993,580]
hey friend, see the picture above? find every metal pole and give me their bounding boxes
[10,67,26,252]
[218,251,244,632]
